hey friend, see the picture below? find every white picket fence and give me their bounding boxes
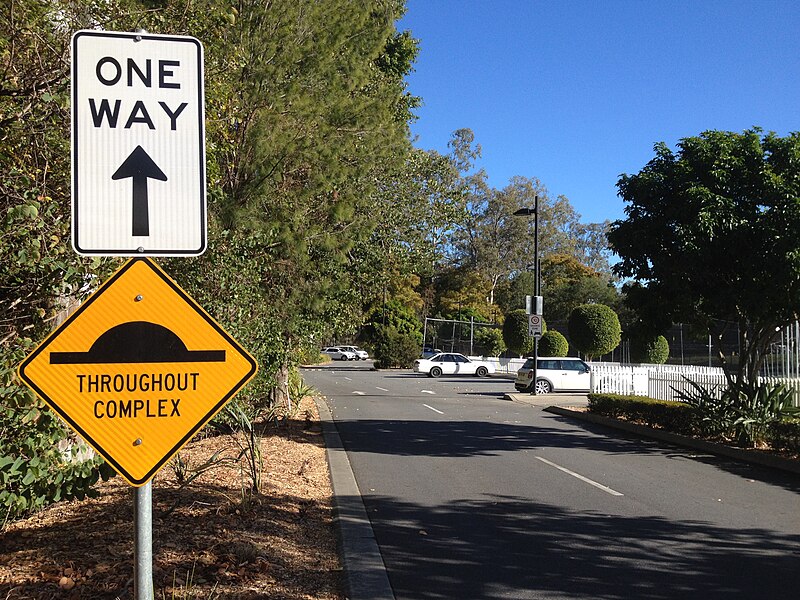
[589,363,800,407]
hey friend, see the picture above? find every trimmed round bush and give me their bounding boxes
[502,309,546,356]
[538,330,569,357]
[568,303,621,360]
[630,334,669,364]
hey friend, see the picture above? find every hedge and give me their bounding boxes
[588,393,694,435]
[588,393,800,452]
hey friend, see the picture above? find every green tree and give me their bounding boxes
[170,0,419,403]
[371,325,420,368]
[502,309,546,357]
[568,304,621,360]
[539,330,569,357]
[608,128,800,389]
[473,327,505,357]
[630,335,670,364]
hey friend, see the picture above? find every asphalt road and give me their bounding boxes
[303,362,800,600]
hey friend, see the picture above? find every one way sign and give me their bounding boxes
[71,30,206,256]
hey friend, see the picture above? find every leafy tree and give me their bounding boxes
[608,128,800,389]
[539,330,569,357]
[452,176,590,306]
[364,299,423,346]
[630,334,670,364]
[1,0,420,518]
[502,309,546,357]
[434,269,493,321]
[473,327,506,357]
[568,304,621,360]
[371,325,420,368]
[544,273,620,326]
[169,0,419,403]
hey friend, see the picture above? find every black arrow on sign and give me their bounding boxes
[112,145,168,237]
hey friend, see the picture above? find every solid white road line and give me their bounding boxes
[423,404,444,415]
[535,456,624,496]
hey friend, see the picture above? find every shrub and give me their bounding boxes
[538,330,569,357]
[372,325,420,368]
[588,393,694,434]
[676,379,798,446]
[502,309,545,356]
[568,304,621,360]
[473,327,505,357]
[768,419,800,453]
[1,348,116,520]
[630,334,669,364]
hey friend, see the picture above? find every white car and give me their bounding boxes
[414,352,495,378]
[514,357,591,394]
[322,347,357,361]
[338,345,369,360]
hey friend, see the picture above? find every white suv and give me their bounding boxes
[338,345,369,360]
[322,347,357,361]
[514,357,591,394]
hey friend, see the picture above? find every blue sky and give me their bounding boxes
[397,1,800,224]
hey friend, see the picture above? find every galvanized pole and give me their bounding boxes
[134,481,154,600]
[532,194,539,395]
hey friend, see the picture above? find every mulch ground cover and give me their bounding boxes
[0,396,344,600]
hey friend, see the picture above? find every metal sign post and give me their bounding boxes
[134,482,154,600]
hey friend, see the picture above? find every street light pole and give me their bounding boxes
[513,195,540,395]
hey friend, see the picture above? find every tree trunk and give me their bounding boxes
[274,362,291,412]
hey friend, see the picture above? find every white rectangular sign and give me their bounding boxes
[71,30,206,256]
[528,314,543,337]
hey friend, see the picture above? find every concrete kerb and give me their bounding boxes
[314,396,395,600]
[543,405,800,476]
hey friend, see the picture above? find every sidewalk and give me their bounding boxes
[504,391,589,408]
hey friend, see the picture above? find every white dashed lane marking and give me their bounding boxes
[535,456,624,496]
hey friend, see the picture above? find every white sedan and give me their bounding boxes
[322,347,357,361]
[413,352,496,378]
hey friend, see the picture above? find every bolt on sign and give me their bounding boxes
[18,258,257,486]
[71,30,206,256]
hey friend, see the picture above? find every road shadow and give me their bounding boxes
[332,416,800,493]
[357,493,800,599]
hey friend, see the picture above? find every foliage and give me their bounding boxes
[568,303,621,360]
[768,419,800,453]
[502,309,545,357]
[543,273,620,326]
[675,379,799,446]
[451,175,611,307]
[1,345,116,522]
[473,327,506,357]
[365,299,423,345]
[539,330,569,357]
[225,402,264,497]
[587,394,695,434]
[630,334,670,364]
[609,128,800,391]
[2,0,421,521]
[371,325,420,368]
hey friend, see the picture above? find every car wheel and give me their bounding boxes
[534,379,552,394]
[476,366,488,377]
[429,367,442,378]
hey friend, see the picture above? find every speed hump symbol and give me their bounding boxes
[528,314,543,337]
[18,258,257,486]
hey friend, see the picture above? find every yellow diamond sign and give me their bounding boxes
[18,258,257,486]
